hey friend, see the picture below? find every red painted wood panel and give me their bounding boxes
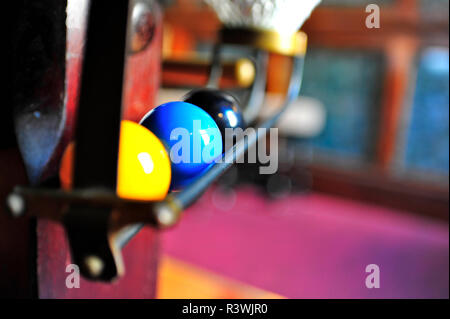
[39,2,163,298]
[37,221,159,299]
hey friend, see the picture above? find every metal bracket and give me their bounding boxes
[5,0,306,282]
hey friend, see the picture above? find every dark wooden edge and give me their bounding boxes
[302,163,449,222]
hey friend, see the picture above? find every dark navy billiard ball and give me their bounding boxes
[184,89,246,150]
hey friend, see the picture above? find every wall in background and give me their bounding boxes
[301,48,385,161]
[404,48,449,175]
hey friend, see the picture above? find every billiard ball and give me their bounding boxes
[59,120,171,201]
[140,101,222,190]
[184,89,245,149]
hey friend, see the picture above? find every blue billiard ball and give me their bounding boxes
[140,101,222,190]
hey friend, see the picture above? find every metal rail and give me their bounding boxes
[174,56,304,210]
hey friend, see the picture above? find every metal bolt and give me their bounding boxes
[6,193,26,218]
[83,255,104,278]
[155,204,176,227]
[130,2,156,54]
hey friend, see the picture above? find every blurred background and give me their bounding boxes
[156,0,449,299]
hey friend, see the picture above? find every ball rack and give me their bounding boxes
[5,0,307,281]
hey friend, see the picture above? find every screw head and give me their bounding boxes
[6,193,26,218]
[155,204,176,227]
[130,2,156,53]
[83,255,105,278]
